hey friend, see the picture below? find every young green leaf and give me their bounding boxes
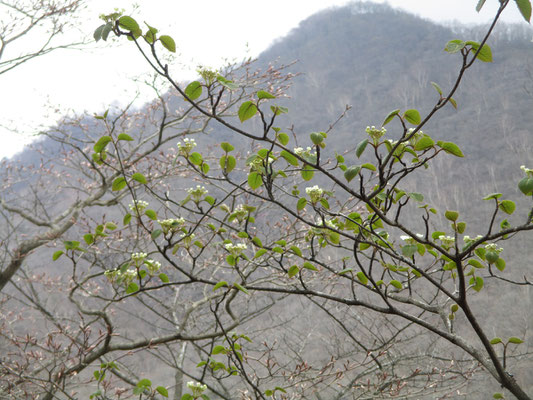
[156,386,169,398]
[288,265,299,278]
[132,173,147,184]
[257,90,275,99]
[403,109,421,125]
[159,35,176,52]
[185,81,202,100]
[52,250,64,261]
[430,81,443,96]
[238,101,258,122]
[344,165,361,182]
[94,136,112,153]
[355,139,368,158]
[499,200,516,215]
[233,282,249,295]
[119,16,140,32]
[437,141,464,157]
[112,177,127,191]
[248,172,263,189]
[515,0,532,22]
[382,109,400,126]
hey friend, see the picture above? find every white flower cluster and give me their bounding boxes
[484,243,503,254]
[225,242,247,256]
[463,235,483,246]
[247,156,275,173]
[366,125,386,143]
[438,235,455,250]
[305,218,336,241]
[400,233,424,244]
[407,128,424,145]
[131,252,147,262]
[128,200,148,214]
[104,269,137,286]
[521,165,533,177]
[158,218,185,233]
[177,138,197,155]
[305,185,324,204]
[187,381,207,396]
[233,204,248,223]
[294,146,316,158]
[145,259,161,276]
[188,185,208,202]
[180,233,195,248]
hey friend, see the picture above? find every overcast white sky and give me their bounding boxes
[0,0,529,159]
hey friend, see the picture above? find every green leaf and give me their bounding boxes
[495,257,506,271]
[303,261,317,271]
[101,23,113,41]
[445,39,465,53]
[119,16,140,32]
[402,244,418,258]
[277,132,289,145]
[430,81,443,96]
[490,337,502,345]
[414,135,434,151]
[300,166,314,181]
[456,222,466,234]
[238,101,257,122]
[212,345,226,355]
[233,282,249,295]
[344,165,361,182]
[355,139,368,158]
[93,24,105,42]
[213,281,228,291]
[189,152,203,165]
[445,210,459,222]
[217,75,239,90]
[437,141,464,157]
[257,90,275,99]
[508,336,524,344]
[159,35,176,52]
[403,109,421,125]
[472,276,484,292]
[499,200,516,215]
[467,41,493,62]
[270,105,288,115]
[144,209,157,220]
[254,249,267,259]
[296,197,307,211]
[204,195,215,206]
[159,273,169,283]
[483,193,502,200]
[518,177,533,195]
[181,394,194,400]
[361,163,376,171]
[382,109,400,126]
[476,0,487,12]
[493,393,504,399]
[252,236,262,247]
[112,177,127,191]
[52,250,64,261]
[151,229,162,240]
[94,136,112,153]
[468,259,484,269]
[408,192,424,202]
[219,155,236,173]
[123,213,132,225]
[390,280,403,290]
[515,0,532,22]
[220,142,234,152]
[126,282,139,294]
[84,234,94,245]
[131,173,147,184]
[449,97,458,109]
[248,172,263,189]
[310,132,323,145]
[156,386,169,398]
[356,271,368,285]
[280,150,298,166]
[288,265,299,278]
[290,246,302,257]
[118,133,133,141]
[185,81,202,100]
